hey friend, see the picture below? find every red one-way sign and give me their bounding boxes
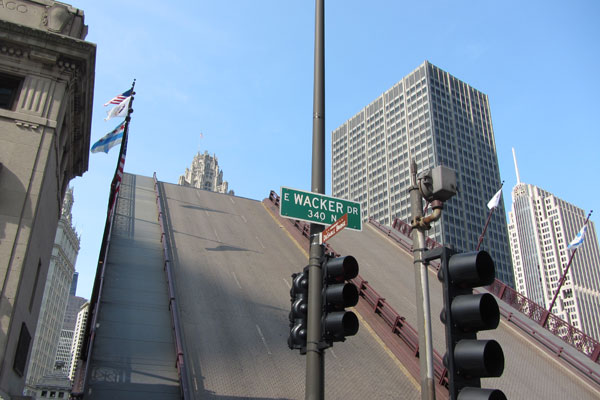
[321,213,348,243]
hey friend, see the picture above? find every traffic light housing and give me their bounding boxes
[426,247,506,400]
[288,268,308,353]
[321,255,359,346]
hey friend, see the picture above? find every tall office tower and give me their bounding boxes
[24,189,79,394]
[55,296,87,377]
[0,2,95,397]
[508,151,600,340]
[70,272,79,296]
[69,302,89,380]
[331,61,514,286]
[178,150,233,194]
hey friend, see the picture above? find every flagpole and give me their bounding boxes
[476,210,493,251]
[476,181,504,251]
[543,210,593,327]
[80,80,136,395]
[108,79,136,216]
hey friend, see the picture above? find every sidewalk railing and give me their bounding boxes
[388,217,600,366]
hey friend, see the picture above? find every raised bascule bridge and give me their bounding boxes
[72,173,600,399]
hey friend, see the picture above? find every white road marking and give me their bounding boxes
[231,271,242,289]
[213,228,220,242]
[283,278,291,290]
[241,215,247,223]
[230,197,235,204]
[256,324,272,355]
[256,236,266,249]
[191,356,199,392]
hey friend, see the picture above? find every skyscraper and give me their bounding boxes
[178,150,233,194]
[69,302,89,380]
[55,295,87,378]
[70,272,79,296]
[331,61,514,286]
[508,150,600,340]
[24,189,79,394]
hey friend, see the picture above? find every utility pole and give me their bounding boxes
[306,0,325,399]
[409,164,456,399]
[409,160,436,400]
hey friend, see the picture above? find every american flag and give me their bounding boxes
[104,88,133,107]
[109,145,127,214]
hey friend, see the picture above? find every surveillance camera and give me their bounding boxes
[418,166,458,202]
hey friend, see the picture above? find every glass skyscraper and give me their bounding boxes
[331,61,514,286]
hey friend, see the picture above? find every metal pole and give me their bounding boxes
[544,249,577,322]
[476,181,503,251]
[544,210,592,326]
[476,209,493,251]
[409,160,436,400]
[306,0,325,398]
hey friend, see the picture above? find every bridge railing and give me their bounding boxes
[384,218,600,372]
[351,274,448,386]
[153,173,190,400]
[268,190,600,386]
[71,169,125,396]
[266,191,450,389]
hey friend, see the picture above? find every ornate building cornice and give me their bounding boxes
[0,14,96,179]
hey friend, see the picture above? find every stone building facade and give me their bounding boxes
[178,151,233,195]
[0,2,95,397]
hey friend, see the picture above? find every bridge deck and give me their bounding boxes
[160,181,420,399]
[84,174,180,399]
[328,223,600,398]
[84,175,600,399]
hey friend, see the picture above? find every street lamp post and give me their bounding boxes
[305,0,326,399]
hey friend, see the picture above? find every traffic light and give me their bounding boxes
[321,255,359,345]
[427,247,506,400]
[288,268,308,353]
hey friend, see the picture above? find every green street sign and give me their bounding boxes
[279,186,362,231]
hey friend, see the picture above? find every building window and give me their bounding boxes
[13,322,31,376]
[0,73,22,110]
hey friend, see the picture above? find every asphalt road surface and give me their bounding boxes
[329,223,600,399]
[160,182,421,399]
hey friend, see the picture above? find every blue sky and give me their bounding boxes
[70,1,600,298]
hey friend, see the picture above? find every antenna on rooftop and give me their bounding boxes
[198,132,204,153]
[512,147,521,184]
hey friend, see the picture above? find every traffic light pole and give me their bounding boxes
[306,0,325,398]
[409,160,436,400]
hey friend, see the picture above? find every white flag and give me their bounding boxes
[104,96,131,121]
[487,188,502,210]
[568,225,587,251]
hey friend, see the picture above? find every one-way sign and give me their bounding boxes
[321,213,348,243]
[279,187,362,231]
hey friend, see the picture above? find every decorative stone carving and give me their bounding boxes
[0,43,25,58]
[44,4,72,33]
[14,120,40,131]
